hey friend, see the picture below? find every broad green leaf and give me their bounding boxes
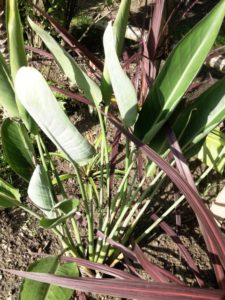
[134,0,225,143]
[28,18,102,107]
[0,52,18,117]
[1,119,35,181]
[103,22,137,127]
[20,256,78,300]
[101,0,131,104]
[198,129,225,174]
[40,199,79,229]
[147,77,225,175]
[0,178,21,208]
[52,198,79,214]
[15,67,95,165]
[6,0,36,132]
[28,165,55,218]
[40,198,80,229]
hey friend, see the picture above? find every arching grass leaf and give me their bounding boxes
[15,67,95,165]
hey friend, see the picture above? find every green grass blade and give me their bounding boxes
[20,256,78,300]
[103,23,137,127]
[28,18,102,107]
[15,67,95,165]
[101,0,131,105]
[1,119,35,181]
[135,0,225,143]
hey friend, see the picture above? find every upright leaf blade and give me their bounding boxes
[0,52,18,117]
[15,67,95,165]
[135,0,225,143]
[28,18,102,107]
[1,119,35,181]
[150,76,225,158]
[6,0,36,132]
[28,165,55,218]
[101,0,131,104]
[103,23,137,127]
[20,256,78,300]
[0,178,21,208]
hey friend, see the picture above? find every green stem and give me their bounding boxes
[136,165,213,243]
[73,163,94,261]
[39,136,67,199]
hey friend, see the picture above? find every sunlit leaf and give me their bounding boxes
[198,129,225,174]
[101,0,131,104]
[150,76,225,160]
[135,0,225,143]
[15,67,95,165]
[28,18,102,107]
[28,165,55,218]
[103,22,137,127]
[6,0,36,132]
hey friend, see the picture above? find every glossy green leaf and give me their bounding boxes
[135,0,225,143]
[150,76,225,159]
[0,178,21,208]
[20,256,78,300]
[1,119,35,181]
[28,18,102,107]
[28,165,55,218]
[101,0,131,104]
[6,0,36,132]
[0,52,18,117]
[103,22,137,127]
[15,67,95,165]
[40,198,79,229]
[40,200,79,229]
[52,198,79,214]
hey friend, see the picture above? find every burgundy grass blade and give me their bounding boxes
[140,0,165,103]
[26,45,53,59]
[60,256,138,281]
[96,231,136,261]
[204,234,225,290]
[4,269,225,300]
[31,3,103,71]
[166,126,196,191]
[50,86,92,106]
[106,115,225,269]
[166,127,225,288]
[97,231,184,285]
[151,213,204,287]
[133,243,176,284]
